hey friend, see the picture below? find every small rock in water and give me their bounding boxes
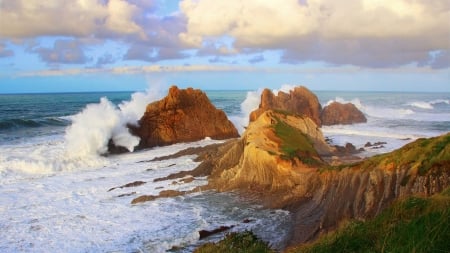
[199,225,235,240]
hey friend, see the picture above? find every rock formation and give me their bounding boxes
[321,101,367,125]
[132,86,239,149]
[249,86,322,126]
[208,110,334,193]
[196,109,449,246]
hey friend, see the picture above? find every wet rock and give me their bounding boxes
[131,195,157,204]
[131,190,185,204]
[108,181,146,192]
[199,225,235,240]
[117,192,136,198]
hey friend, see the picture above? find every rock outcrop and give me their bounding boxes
[208,110,334,193]
[249,87,322,126]
[321,101,367,125]
[132,86,239,148]
[197,109,450,246]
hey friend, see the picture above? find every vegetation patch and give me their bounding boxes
[288,189,450,253]
[359,133,450,174]
[194,231,274,253]
[272,118,322,166]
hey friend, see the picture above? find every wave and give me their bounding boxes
[321,125,426,140]
[407,101,434,110]
[64,84,166,158]
[0,117,70,131]
[406,99,449,110]
[325,97,450,122]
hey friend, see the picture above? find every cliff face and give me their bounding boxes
[202,110,450,245]
[208,110,333,192]
[249,87,322,126]
[133,86,239,148]
[321,101,367,125]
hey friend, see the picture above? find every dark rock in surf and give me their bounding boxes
[199,225,235,240]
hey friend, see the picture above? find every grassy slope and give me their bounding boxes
[193,189,450,253]
[193,231,274,253]
[193,133,450,252]
[288,188,450,253]
[359,133,450,175]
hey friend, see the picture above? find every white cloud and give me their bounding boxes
[0,0,145,38]
[179,0,450,67]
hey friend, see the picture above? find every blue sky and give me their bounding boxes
[0,0,449,93]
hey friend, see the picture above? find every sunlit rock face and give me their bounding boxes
[249,86,322,126]
[321,101,367,125]
[133,86,239,149]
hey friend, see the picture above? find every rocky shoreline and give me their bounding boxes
[111,85,449,251]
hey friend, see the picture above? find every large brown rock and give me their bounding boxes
[249,86,322,126]
[321,101,367,125]
[133,86,239,148]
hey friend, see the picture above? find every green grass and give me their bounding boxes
[273,118,322,166]
[288,189,450,253]
[359,133,450,175]
[194,231,274,253]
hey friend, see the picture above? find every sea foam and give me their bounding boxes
[65,84,165,158]
[230,85,298,134]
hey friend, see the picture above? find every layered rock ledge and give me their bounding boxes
[194,109,449,246]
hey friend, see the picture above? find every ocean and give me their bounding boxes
[1,86,449,252]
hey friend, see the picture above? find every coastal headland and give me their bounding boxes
[113,86,449,251]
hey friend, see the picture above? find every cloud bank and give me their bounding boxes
[180,0,449,68]
[0,0,449,69]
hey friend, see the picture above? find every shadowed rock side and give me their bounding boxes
[132,86,239,149]
[249,87,323,126]
[321,101,367,125]
[198,110,450,247]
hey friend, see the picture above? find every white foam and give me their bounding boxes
[0,137,290,253]
[430,99,450,105]
[230,89,262,134]
[65,84,166,158]
[407,101,434,110]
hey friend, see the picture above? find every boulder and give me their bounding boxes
[132,86,239,149]
[321,101,367,125]
[249,86,322,126]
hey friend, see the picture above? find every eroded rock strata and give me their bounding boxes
[196,110,449,246]
[249,86,323,126]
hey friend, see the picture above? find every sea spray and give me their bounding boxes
[230,85,299,134]
[65,85,166,157]
[230,89,262,134]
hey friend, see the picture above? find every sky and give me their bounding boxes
[0,0,449,93]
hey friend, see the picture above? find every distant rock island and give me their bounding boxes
[321,101,367,125]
